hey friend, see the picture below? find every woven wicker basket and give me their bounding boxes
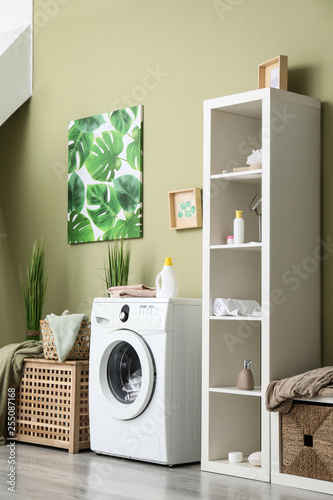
[40,320,91,360]
[282,402,333,482]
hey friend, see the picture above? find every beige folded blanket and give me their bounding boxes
[0,341,44,445]
[108,284,156,298]
[266,366,333,413]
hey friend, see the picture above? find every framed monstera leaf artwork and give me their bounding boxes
[67,106,143,244]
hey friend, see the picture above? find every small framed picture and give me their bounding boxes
[258,55,288,90]
[168,188,202,230]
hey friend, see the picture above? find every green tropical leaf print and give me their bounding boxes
[126,126,142,171]
[113,175,142,212]
[85,131,124,182]
[129,106,138,120]
[86,184,121,231]
[110,109,133,136]
[68,124,94,173]
[74,114,106,133]
[104,209,142,239]
[68,172,85,213]
[68,211,94,244]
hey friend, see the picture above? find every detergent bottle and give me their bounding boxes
[156,258,179,298]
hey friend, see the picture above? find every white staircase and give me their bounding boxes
[0,0,32,126]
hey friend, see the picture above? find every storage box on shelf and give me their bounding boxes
[271,397,333,495]
[15,358,90,453]
[202,88,321,482]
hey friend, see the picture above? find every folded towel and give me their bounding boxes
[108,284,156,298]
[46,313,89,362]
[266,366,333,413]
[0,341,44,445]
[213,298,261,317]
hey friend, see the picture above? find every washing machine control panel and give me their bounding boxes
[92,299,173,332]
[136,304,171,330]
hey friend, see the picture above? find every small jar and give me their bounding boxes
[228,451,243,463]
[226,235,234,245]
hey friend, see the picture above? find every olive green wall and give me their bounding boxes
[0,0,332,364]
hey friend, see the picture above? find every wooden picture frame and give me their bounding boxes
[168,188,202,230]
[258,55,288,91]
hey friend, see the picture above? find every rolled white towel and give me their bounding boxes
[213,298,261,317]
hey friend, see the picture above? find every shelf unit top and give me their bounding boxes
[204,88,321,119]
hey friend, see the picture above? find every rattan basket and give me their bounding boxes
[282,402,333,482]
[40,319,91,360]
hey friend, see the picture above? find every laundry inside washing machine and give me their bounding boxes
[89,297,202,465]
[107,341,144,404]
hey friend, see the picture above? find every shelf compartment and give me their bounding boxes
[209,178,262,245]
[210,250,261,305]
[210,107,262,177]
[209,320,261,388]
[210,386,262,396]
[208,393,261,464]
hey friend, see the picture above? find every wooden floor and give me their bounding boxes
[0,443,332,500]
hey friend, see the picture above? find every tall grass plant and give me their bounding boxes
[19,237,47,340]
[104,239,131,292]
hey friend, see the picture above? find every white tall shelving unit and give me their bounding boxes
[202,88,321,482]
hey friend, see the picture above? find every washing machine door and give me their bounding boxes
[99,329,156,420]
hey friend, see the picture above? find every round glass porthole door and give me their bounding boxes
[107,341,142,404]
[99,329,156,420]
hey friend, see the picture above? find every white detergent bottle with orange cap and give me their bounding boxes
[156,257,179,298]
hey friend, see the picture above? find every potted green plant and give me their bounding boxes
[104,238,131,292]
[19,237,48,341]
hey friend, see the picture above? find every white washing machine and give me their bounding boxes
[89,297,201,465]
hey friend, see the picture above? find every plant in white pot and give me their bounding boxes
[19,237,48,341]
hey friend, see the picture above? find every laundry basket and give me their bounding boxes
[40,320,91,360]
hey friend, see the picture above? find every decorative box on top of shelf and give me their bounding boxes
[202,88,321,483]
